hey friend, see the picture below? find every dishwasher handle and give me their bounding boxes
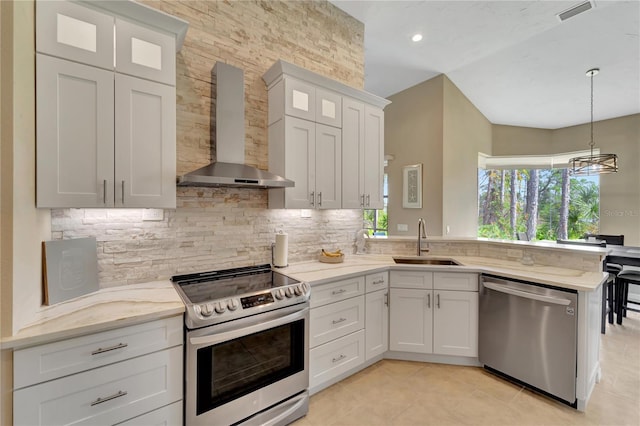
[483,280,571,306]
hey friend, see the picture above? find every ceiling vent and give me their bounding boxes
[557,0,595,22]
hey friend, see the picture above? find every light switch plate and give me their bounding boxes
[142,209,164,221]
[397,224,408,232]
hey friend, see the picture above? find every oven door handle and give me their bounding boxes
[189,307,309,347]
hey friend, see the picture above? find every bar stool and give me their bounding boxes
[616,269,640,324]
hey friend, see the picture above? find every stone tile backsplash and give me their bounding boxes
[52,188,363,287]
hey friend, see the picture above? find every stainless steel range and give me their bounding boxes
[172,264,310,426]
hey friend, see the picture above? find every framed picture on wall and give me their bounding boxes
[402,164,422,208]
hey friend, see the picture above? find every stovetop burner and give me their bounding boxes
[171,264,309,329]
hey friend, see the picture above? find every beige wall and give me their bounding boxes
[385,75,492,238]
[385,75,444,237]
[442,76,493,237]
[492,115,640,245]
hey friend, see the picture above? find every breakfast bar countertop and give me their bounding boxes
[279,254,609,292]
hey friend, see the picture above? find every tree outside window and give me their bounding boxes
[478,168,599,241]
[364,174,388,236]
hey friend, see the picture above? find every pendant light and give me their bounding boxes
[568,68,618,176]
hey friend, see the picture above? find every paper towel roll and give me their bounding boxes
[274,232,288,267]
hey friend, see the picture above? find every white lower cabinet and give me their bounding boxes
[13,316,183,426]
[309,329,365,390]
[389,271,479,357]
[116,401,182,426]
[365,288,389,360]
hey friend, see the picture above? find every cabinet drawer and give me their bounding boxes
[117,400,182,426]
[14,316,182,389]
[365,271,388,293]
[390,270,433,289]
[115,18,176,85]
[310,276,365,308]
[309,329,365,390]
[36,0,114,69]
[310,296,364,348]
[433,272,478,291]
[14,346,182,426]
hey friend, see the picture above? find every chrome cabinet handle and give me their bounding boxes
[366,194,370,207]
[310,191,315,206]
[360,194,365,207]
[91,342,128,356]
[102,179,107,204]
[372,279,384,285]
[384,292,389,307]
[332,317,347,325]
[121,180,125,204]
[331,354,346,363]
[437,293,440,309]
[318,191,322,206]
[91,390,127,406]
[427,293,431,308]
[331,288,347,295]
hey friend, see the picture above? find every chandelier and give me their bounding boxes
[568,68,618,176]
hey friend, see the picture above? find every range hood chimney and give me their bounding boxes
[177,62,294,188]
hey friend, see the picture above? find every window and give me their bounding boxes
[364,174,388,236]
[478,168,600,241]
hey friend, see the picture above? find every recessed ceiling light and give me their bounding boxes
[411,33,423,42]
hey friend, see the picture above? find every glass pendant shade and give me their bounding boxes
[568,68,618,176]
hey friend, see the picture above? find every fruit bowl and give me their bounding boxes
[319,249,345,263]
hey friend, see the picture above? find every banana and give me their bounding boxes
[322,248,343,257]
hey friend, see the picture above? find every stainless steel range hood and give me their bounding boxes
[177,62,293,188]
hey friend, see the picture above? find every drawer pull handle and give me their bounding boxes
[332,317,347,325]
[91,390,127,406]
[437,293,440,309]
[91,342,128,356]
[331,289,347,295]
[331,354,346,363]
[372,279,384,285]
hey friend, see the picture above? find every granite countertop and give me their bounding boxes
[279,254,608,292]
[2,281,185,349]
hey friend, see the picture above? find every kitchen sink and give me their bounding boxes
[392,257,461,265]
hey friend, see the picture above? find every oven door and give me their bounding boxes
[186,303,309,426]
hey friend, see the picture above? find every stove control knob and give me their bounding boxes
[227,299,239,311]
[294,285,303,296]
[285,287,295,298]
[301,282,310,294]
[200,303,214,317]
[214,302,226,314]
[274,289,285,300]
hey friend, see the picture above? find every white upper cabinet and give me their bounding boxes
[35,0,187,208]
[342,99,385,209]
[263,60,389,209]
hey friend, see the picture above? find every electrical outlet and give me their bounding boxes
[142,209,164,221]
[507,249,523,258]
[446,225,451,235]
[300,209,312,218]
[397,224,408,232]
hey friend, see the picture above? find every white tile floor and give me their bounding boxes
[294,312,640,425]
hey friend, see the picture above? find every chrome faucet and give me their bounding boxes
[417,218,429,256]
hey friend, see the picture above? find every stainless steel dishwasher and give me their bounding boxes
[479,274,578,406]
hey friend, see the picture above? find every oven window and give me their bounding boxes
[196,318,305,415]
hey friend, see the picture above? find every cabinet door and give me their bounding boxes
[284,77,316,122]
[115,18,176,85]
[316,88,342,128]
[363,105,384,209]
[315,124,341,209]
[279,116,316,208]
[115,74,176,208]
[36,0,114,69]
[365,289,389,360]
[341,97,364,208]
[389,289,432,353]
[433,290,478,357]
[36,54,115,208]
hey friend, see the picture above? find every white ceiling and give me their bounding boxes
[330,0,640,129]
